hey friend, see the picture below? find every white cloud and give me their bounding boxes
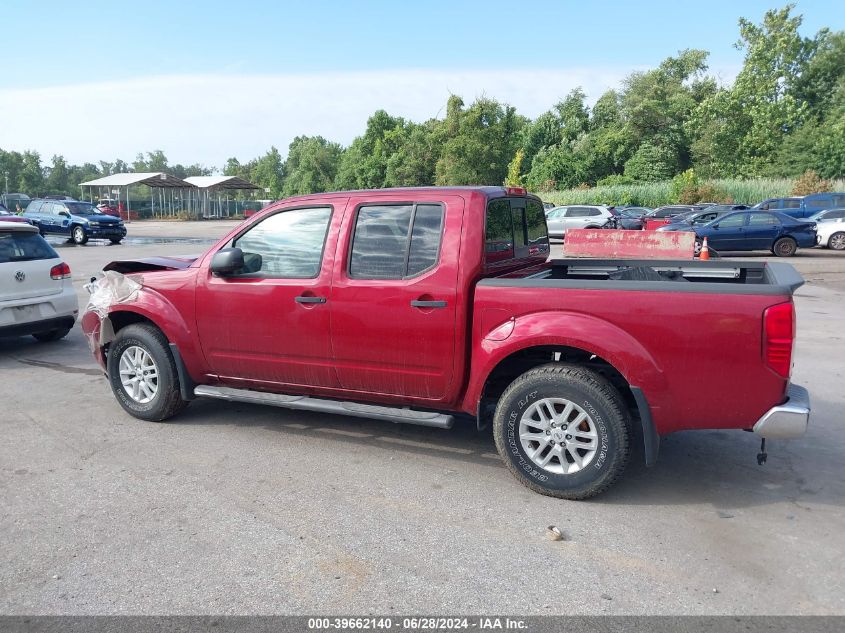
[0,65,737,168]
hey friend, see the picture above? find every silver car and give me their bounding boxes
[546,205,613,239]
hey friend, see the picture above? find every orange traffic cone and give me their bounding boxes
[700,236,710,260]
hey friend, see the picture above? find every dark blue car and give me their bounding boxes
[24,199,126,245]
[661,211,816,257]
[753,193,845,219]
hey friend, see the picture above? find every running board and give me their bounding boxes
[193,385,455,429]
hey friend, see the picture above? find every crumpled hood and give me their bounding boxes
[103,255,199,274]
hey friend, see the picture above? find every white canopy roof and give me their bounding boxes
[184,176,261,190]
[79,172,196,189]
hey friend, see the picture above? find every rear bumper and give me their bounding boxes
[0,315,75,337]
[753,384,810,439]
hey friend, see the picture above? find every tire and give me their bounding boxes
[109,238,123,244]
[493,363,631,500]
[32,328,70,342]
[106,323,189,421]
[772,237,797,257]
[828,232,845,251]
[72,225,88,245]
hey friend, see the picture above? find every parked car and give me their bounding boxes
[607,207,643,230]
[81,186,809,500]
[642,205,698,230]
[0,193,32,211]
[43,195,77,201]
[815,218,845,250]
[0,221,77,341]
[0,206,32,224]
[24,200,127,244]
[753,193,845,219]
[542,201,556,211]
[546,205,613,238]
[616,206,651,218]
[656,205,750,231]
[808,208,845,223]
[661,211,816,256]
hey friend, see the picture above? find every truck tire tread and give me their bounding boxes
[493,363,631,500]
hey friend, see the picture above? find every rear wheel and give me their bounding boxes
[772,237,797,257]
[72,225,88,245]
[493,363,631,500]
[107,323,188,421]
[32,328,70,342]
[828,232,845,251]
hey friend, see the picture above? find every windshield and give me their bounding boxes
[65,202,99,215]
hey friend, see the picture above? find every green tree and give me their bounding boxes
[19,151,43,195]
[505,149,525,187]
[622,49,712,171]
[250,147,285,198]
[689,5,815,176]
[624,143,677,181]
[384,121,439,187]
[45,155,70,194]
[283,136,342,197]
[435,96,525,185]
[525,144,585,191]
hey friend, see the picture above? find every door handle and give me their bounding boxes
[295,296,326,304]
[411,300,447,308]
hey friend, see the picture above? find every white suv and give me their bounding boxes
[0,221,78,341]
[546,205,613,238]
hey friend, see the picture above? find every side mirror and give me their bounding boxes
[210,247,245,276]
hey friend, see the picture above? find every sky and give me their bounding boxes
[0,0,842,169]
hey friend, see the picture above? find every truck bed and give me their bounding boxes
[485,258,804,295]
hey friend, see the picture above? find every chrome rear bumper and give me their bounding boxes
[753,384,810,439]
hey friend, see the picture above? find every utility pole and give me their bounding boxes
[3,171,7,195]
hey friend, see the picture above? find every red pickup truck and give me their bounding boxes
[82,186,810,499]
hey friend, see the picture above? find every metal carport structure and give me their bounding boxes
[184,176,263,218]
[79,172,198,219]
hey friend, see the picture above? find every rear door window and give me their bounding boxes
[749,213,779,225]
[349,203,445,279]
[805,197,830,210]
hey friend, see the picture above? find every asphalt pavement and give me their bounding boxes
[1,222,844,615]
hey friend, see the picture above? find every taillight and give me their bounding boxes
[763,302,794,379]
[505,187,527,196]
[50,262,71,280]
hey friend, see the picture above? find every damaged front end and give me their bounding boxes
[82,271,144,368]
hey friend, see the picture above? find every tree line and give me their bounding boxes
[2,4,843,202]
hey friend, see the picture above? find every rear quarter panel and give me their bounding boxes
[465,285,791,435]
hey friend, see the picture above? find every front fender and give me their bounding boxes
[82,275,205,382]
[461,311,669,422]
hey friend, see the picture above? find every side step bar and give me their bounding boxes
[193,385,455,429]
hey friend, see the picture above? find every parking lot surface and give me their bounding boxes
[2,222,844,615]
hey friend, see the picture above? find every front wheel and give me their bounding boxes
[828,232,845,251]
[72,225,88,245]
[493,363,631,500]
[772,237,797,257]
[109,238,123,244]
[107,323,189,421]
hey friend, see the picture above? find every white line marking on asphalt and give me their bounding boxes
[284,424,311,429]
